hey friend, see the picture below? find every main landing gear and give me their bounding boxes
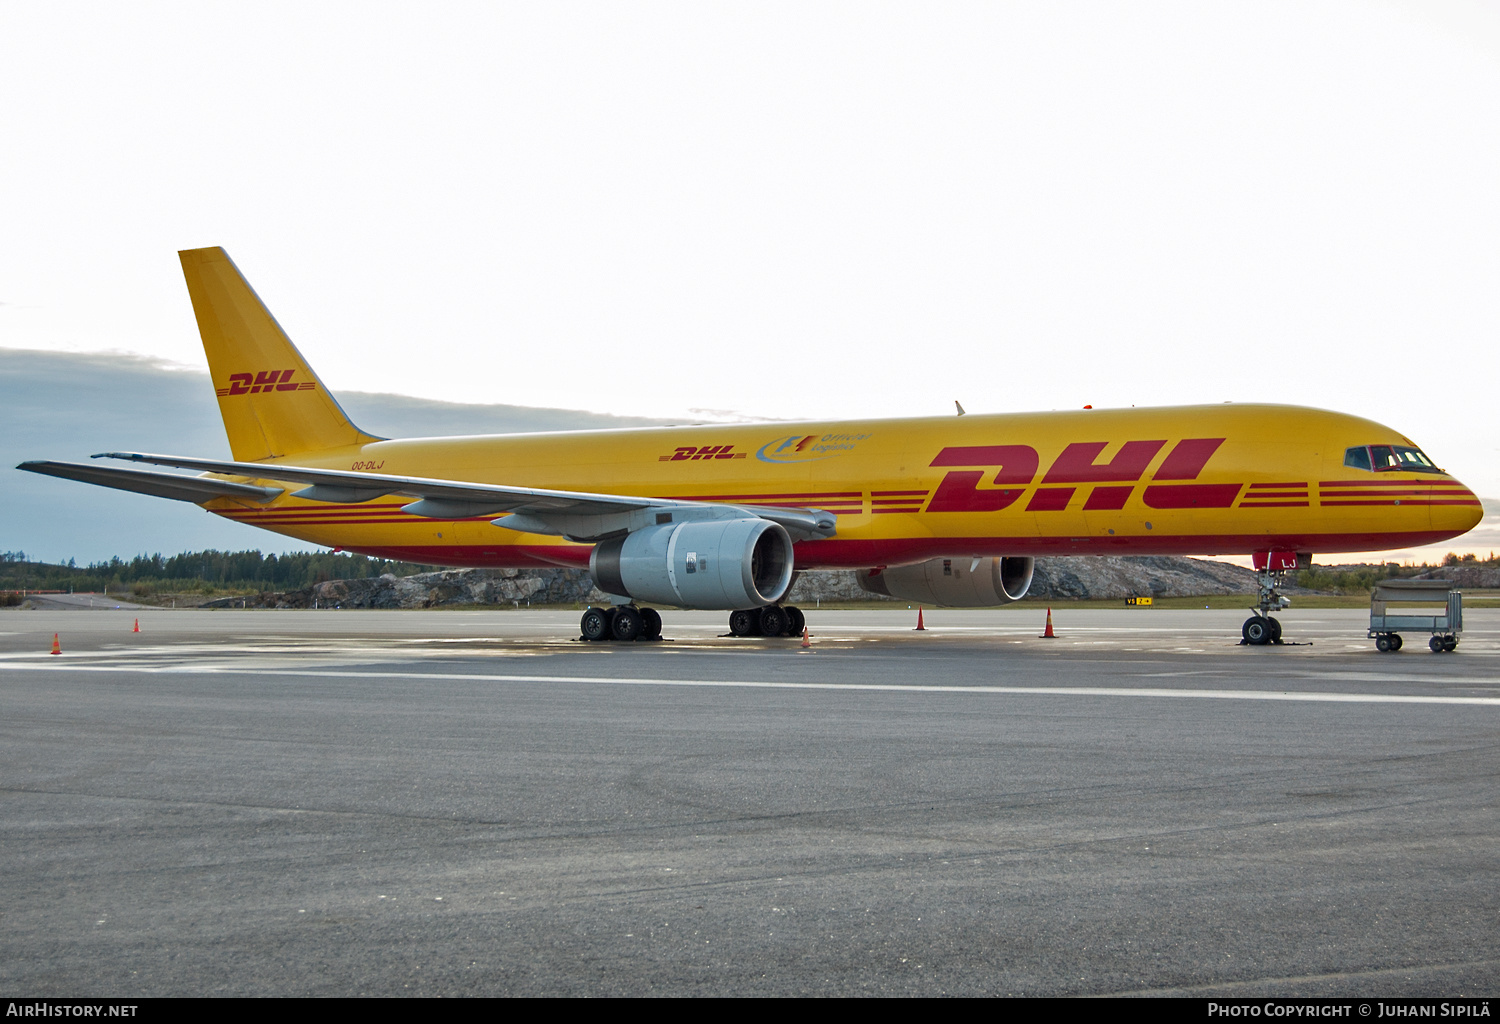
[1241,567,1291,646]
[728,604,806,638]
[578,604,809,641]
[579,605,663,642]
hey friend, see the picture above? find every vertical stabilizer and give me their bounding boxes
[179,247,381,461]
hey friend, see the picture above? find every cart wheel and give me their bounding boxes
[1444,637,1458,652]
[1376,635,1391,652]
[1430,636,1445,654]
[1390,634,1403,651]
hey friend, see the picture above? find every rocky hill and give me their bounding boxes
[1411,565,1500,588]
[209,555,1275,610]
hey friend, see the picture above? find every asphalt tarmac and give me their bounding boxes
[1,606,1497,997]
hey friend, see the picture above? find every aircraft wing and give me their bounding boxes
[18,460,284,504]
[89,451,838,541]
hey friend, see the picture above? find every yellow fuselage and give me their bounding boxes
[206,403,1482,569]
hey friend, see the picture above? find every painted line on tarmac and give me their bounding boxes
[6,662,1500,705]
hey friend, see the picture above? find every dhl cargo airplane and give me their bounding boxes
[20,247,1483,644]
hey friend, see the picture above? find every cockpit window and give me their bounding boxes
[1345,445,1441,474]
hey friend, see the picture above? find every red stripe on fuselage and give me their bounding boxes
[1320,479,1463,487]
[334,529,1474,573]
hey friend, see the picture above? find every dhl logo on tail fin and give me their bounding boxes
[216,369,319,397]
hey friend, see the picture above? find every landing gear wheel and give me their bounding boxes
[1390,634,1403,651]
[611,606,643,642]
[580,607,611,642]
[1376,635,1392,652]
[1430,636,1446,654]
[784,605,806,636]
[1444,637,1458,652]
[729,609,760,636]
[1269,617,1283,643]
[640,607,662,640]
[759,605,789,637]
[1243,616,1271,645]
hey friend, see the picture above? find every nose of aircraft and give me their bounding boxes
[1432,474,1485,540]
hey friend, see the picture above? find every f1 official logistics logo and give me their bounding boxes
[216,369,317,397]
[757,433,870,463]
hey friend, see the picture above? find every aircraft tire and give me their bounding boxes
[784,605,806,635]
[611,606,643,642]
[581,607,611,642]
[1243,616,1271,645]
[1269,617,1283,643]
[729,609,759,636]
[759,605,789,637]
[640,607,662,639]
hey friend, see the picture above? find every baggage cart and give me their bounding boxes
[1368,578,1461,653]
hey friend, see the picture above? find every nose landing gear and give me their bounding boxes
[1242,614,1282,645]
[1241,566,1292,646]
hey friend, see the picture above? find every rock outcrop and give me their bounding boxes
[210,555,1278,609]
[1029,555,1268,600]
[1412,566,1500,589]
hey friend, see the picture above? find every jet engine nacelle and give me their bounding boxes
[858,556,1035,606]
[590,517,794,610]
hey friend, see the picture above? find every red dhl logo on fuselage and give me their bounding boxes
[216,369,317,397]
[927,438,1234,512]
[920,439,1474,513]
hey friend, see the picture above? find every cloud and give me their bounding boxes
[2,348,672,563]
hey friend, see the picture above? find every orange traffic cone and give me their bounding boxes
[915,607,926,630]
[1041,608,1056,638]
[801,626,811,648]
[132,618,140,633]
[50,633,61,655]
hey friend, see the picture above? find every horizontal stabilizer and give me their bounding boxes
[18,461,283,504]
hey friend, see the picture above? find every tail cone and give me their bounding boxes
[1042,608,1056,638]
[915,607,926,631]
[50,633,61,655]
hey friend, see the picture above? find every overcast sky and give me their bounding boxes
[2,2,1496,561]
